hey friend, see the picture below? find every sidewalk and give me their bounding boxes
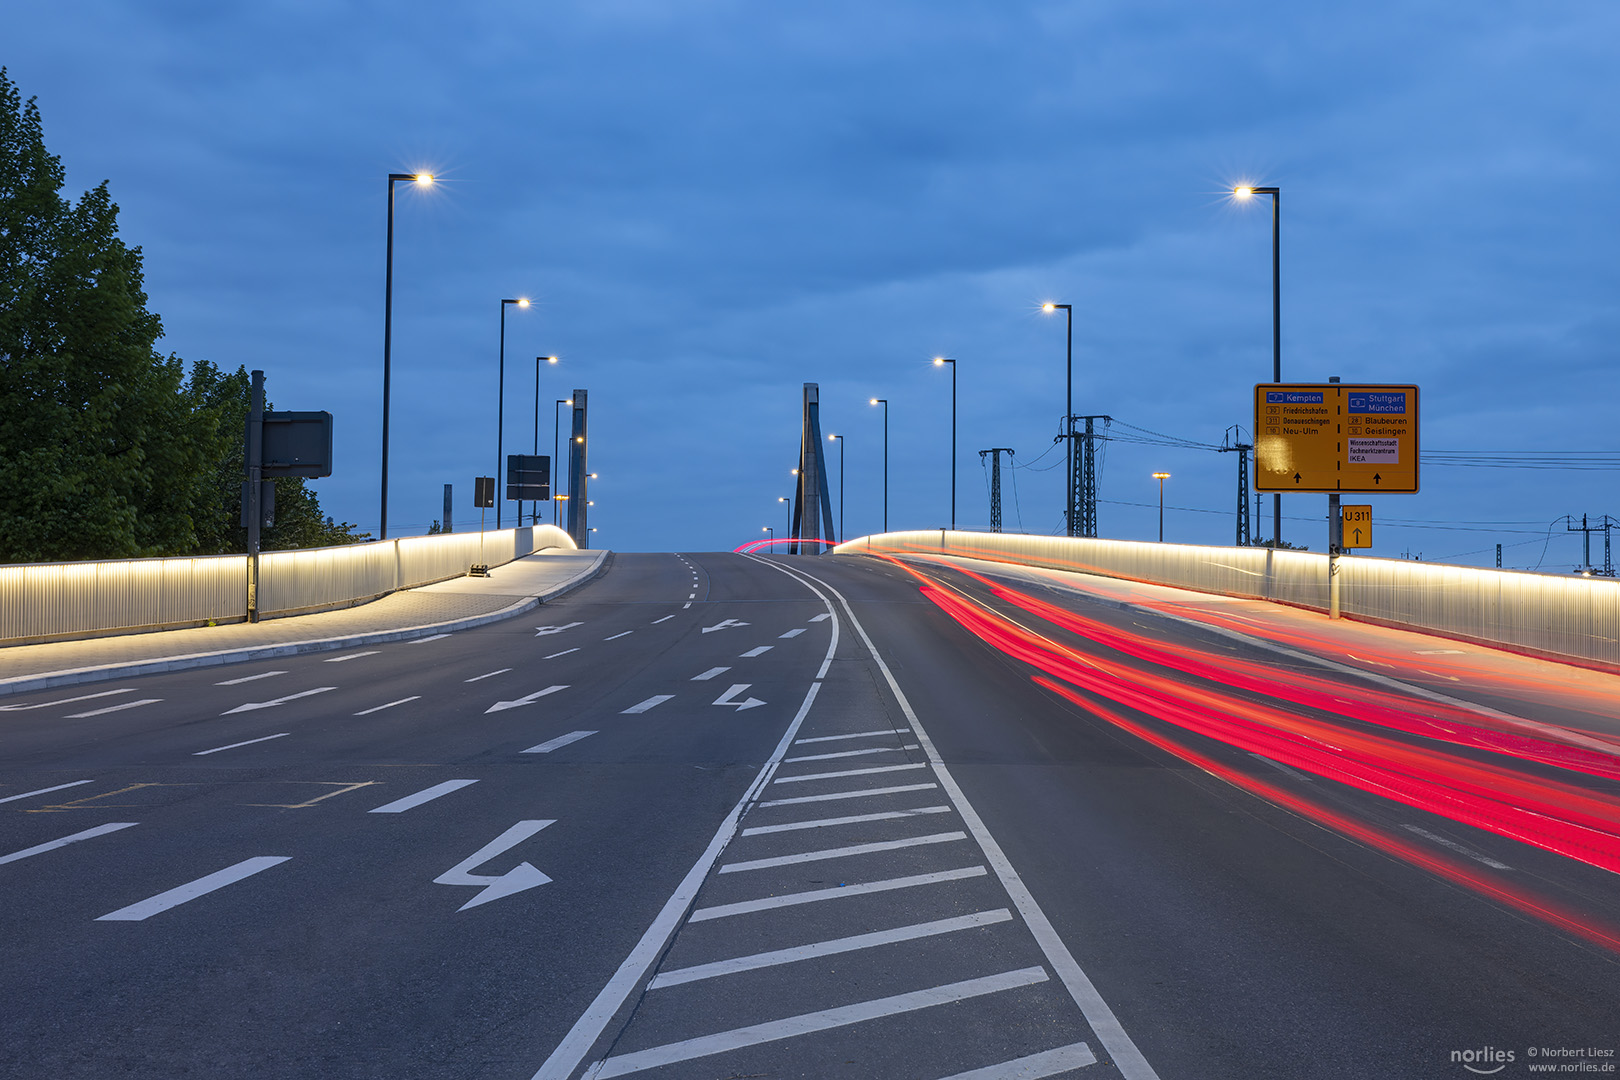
[0,549,610,698]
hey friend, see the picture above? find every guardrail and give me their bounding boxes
[835,530,1620,670]
[0,525,577,646]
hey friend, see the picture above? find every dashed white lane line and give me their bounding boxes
[524,730,598,754]
[545,648,580,660]
[410,634,452,644]
[66,698,162,718]
[795,728,910,744]
[759,782,939,807]
[214,671,286,686]
[466,668,513,683]
[222,687,336,715]
[369,779,480,814]
[652,615,676,624]
[719,831,968,873]
[354,696,420,716]
[622,695,675,715]
[0,688,134,712]
[808,613,832,622]
[193,732,290,756]
[96,856,290,921]
[1248,752,1313,784]
[0,822,137,866]
[0,779,96,805]
[646,908,1012,989]
[937,1042,1099,1080]
[783,745,918,763]
[682,601,692,609]
[589,967,1049,1079]
[739,646,773,658]
[772,762,929,784]
[605,631,634,641]
[691,667,731,681]
[741,806,951,835]
[1400,824,1512,869]
[778,628,806,639]
[687,865,987,922]
[324,650,379,663]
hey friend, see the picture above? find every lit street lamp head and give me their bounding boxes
[414,172,433,185]
[1153,472,1171,480]
[1234,186,1253,198]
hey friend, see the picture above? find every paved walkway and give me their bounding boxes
[0,549,609,696]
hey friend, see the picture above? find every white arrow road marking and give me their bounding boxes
[534,622,584,637]
[435,820,556,911]
[622,695,674,715]
[0,779,96,805]
[0,822,137,866]
[713,684,766,711]
[0,688,134,712]
[701,618,749,634]
[67,698,161,718]
[222,687,336,715]
[97,856,290,921]
[486,685,568,714]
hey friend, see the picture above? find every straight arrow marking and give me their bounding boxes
[434,820,557,911]
[534,622,584,637]
[486,686,569,714]
[222,687,336,715]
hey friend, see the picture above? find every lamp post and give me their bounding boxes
[380,170,432,540]
[764,525,774,549]
[933,358,957,530]
[496,298,530,529]
[530,355,558,526]
[870,397,888,533]
[1042,303,1075,535]
[1153,472,1171,542]
[828,433,845,543]
[553,398,571,525]
[778,496,791,545]
[1234,184,1281,545]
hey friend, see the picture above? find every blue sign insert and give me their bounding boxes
[1348,392,1407,414]
[1266,391,1324,404]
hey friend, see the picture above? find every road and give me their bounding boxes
[1,551,1616,1079]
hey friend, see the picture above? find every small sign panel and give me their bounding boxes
[260,411,333,478]
[473,476,495,509]
[1255,383,1419,493]
[506,455,551,502]
[1341,504,1372,549]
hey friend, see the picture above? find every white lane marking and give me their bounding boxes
[1400,824,1512,869]
[795,728,910,744]
[648,908,1012,989]
[778,628,806,639]
[760,782,939,807]
[702,619,749,634]
[691,667,731,681]
[324,650,379,663]
[1418,669,1462,682]
[222,687,336,715]
[742,806,951,835]
[410,634,451,644]
[937,1042,1099,1079]
[215,671,287,686]
[652,615,676,624]
[523,730,597,754]
[486,685,569,714]
[687,594,695,600]
[1415,649,1466,655]
[590,968,1049,1079]
[354,696,420,716]
[434,820,556,911]
[0,688,135,712]
[1343,653,1396,669]
[369,779,479,814]
[193,733,290,756]
[1248,752,1313,783]
[66,698,161,718]
[713,684,766,711]
[739,646,773,658]
[720,831,968,873]
[535,622,585,637]
[0,822,137,866]
[0,779,96,805]
[465,668,513,682]
[544,648,580,660]
[784,744,918,763]
[96,856,290,921]
[604,631,634,641]
[682,601,692,609]
[621,695,674,715]
[773,762,930,784]
[688,865,987,922]
[809,613,832,622]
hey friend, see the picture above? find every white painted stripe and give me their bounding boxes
[465,668,513,682]
[773,762,929,784]
[687,594,695,599]
[368,779,479,814]
[652,615,676,624]
[621,695,674,715]
[192,732,290,756]
[604,631,633,641]
[214,671,286,686]
[96,856,290,921]
[0,779,96,805]
[648,908,1012,989]
[689,865,987,922]
[1249,752,1313,783]
[783,744,918,763]
[744,806,951,835]
[720,831,967,873]
[809,613,831,622]
[795,728,910,744]
[324,650,380,663]
[936,1042,1099,1079]
[1400,824,1512,869]
[682,601,692,609]
[524,730,597,753]
[0,822,137,866]
[691,667,731,681]
[67,698,161,718]
[591,967,1048,1078]
[760,782,939,807]
[544,648,580,660]
[778,628,806,638]
[0,688,134,712]
[739,645,772,657]
[410,634,451,643]
[353,696,420,716]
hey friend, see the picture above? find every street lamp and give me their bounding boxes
[828,433,845,543]
[1042,302,1075,536]
[1152,472,1171,542]
[778,496,791,546]
[380,170,432,540]
[496,297,530,529]
[553,398,571,525]
[764,525,774,548]
[933,358,957,530]
[530,355,558,526]
[870,397,888,532]
[1233,183,1281,545]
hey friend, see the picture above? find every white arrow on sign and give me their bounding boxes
[485,685,568,714]
[222,687,336,715]
[713,683,766,711]
[534,622,584,637]
[434,820,556,911]
[702,618,750,634]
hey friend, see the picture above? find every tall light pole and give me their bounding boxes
[1042,302,1075,535]
[870,397,888,533]
[778,495,791,544]
[530,355,558,526]
[1234,184,1281,545]
[553,398,571,525]
[1153,472,1171,542]
[764,525,773,548]
[496,298,530,529]
[828,433,845,543]
[933,357,957,530]
[380,171,432,540]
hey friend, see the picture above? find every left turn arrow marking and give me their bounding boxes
[485,685,568,714]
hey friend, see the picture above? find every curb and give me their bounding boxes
[0,549,611,699]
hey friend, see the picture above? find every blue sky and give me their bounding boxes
[8,1,1618,566]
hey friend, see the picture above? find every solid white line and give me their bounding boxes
[410,634,451,643]
[783,744,918,763]
[759,782,939,807]
[778,628,806,638]
[591,967,1049,1078]
[368,779,479,814]
[323,650,379,663]
[794,728,910,744]
[648,908,1012,989]
[215,671,286,686]
[936,1042,1098,1079]
[67,698,161,718]
[604,631,633,641]
[524,730,598,753]
[96,856,290,921]
[465,668,513,682]
[773,762,929,784]
[544,648,580,660]
[739,646,772,657]
[652,615,676,624]
[742,806,951,835]
[0,779,96,805]
[0,688,133,712]
[688,865,987,922]
[353,696,420,716]
[719,831,967,873]
[1400,824,1512,869]
[621,695,674,715]
[691,667,731,681]
[192,732,290,756]
[0,822,137,866]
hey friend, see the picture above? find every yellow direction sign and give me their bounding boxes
[1254,383,1419,493]
[1341,504,1372,548]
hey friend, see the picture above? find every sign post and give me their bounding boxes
[472,477,495,576]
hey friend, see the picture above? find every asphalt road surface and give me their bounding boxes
[2,551,1616,1079]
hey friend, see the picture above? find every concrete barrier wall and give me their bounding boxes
[835,530,1620,669]
[0,525,578,645]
